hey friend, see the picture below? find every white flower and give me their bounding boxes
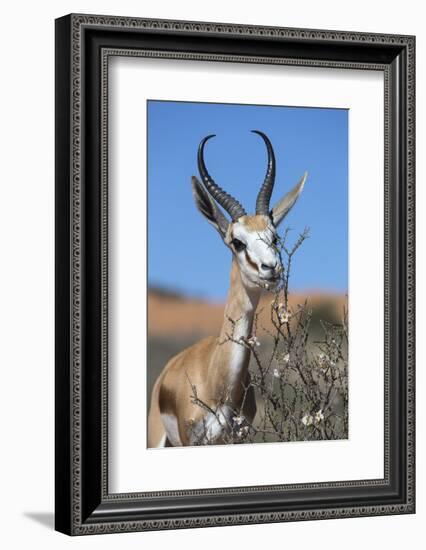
[233,414,244,426]
[277,305,291,324]
[301,414,313,427]
[274,353,289,378]
[247,336,260,347]
[315,409,324,423]
[317,353,336,371]
[237,426,250,438]
[318,353,330,370]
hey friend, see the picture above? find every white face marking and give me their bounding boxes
[230,217,282,290]
[161,413,182,446]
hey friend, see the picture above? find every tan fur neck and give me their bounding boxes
[208,259,261,402]
[219,259,260,341]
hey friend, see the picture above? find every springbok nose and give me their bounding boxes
[261,261,277,272]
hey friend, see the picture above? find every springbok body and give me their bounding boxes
[148,131,307,447]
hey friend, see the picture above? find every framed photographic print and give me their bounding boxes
[55,14,415,535]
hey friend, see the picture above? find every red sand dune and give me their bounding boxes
[148,288,347,337]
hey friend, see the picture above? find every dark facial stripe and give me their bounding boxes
[244,249,258,272]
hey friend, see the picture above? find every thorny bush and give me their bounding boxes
[187,227,349,445]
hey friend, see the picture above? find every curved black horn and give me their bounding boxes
[198,135,247,221]
[252,130,276,215]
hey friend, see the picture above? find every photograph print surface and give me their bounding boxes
[147,100,348,448]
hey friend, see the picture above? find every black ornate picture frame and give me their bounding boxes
[55,13,415,535]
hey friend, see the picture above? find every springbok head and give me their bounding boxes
[192,130,308,291]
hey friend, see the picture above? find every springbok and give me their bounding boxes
[148,130,307,447]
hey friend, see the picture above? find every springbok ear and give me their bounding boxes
[191,176,229,238]
[270,172,308,227]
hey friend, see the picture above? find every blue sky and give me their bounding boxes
[147,100,348,301]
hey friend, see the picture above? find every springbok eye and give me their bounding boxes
[231,238,246,252]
